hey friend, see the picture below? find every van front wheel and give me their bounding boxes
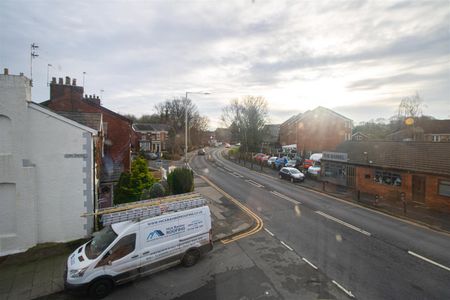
[182,249,200,267]
[89,278,113,299]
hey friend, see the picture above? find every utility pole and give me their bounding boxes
[30,43,39,86]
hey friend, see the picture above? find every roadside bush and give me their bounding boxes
[114,157,156,204]
[159,180,170,195]
[149,182,166,198]
[167,167,194,195]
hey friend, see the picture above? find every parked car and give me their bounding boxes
[267,156,278,167]
[260,155,270,163]
[308,162,321,176]
[198,148,206,155]
[302,159,314,170]
[285,158,302,169]
[253,153,265,161]
[274,156,289,169]
[279,167,305,182]
[146,152,158,160]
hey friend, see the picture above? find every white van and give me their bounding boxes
[64,198,212,298]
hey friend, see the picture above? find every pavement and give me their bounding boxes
[226,152,450,233]
[0,169,256,300]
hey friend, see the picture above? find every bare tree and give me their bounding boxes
[221,96,268,152]
[397,92,424,119]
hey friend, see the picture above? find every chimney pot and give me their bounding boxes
[20,72,24,76]
[65,76,70,85]
[52,77,56,83]
[72,78,77,86]
[85,94,88,98]
[97,96,100,99]
[58,78,63,84]
[4,68,8,75]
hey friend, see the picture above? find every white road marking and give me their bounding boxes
[264,228,275,236]
[332,280,355,298]
[245,179,264,188]
[280,241,293,251]
[316,211,371,236]
[229,171,244,178]
[270,191,301,205]
[302,257,318,270]
[408,251,450,272]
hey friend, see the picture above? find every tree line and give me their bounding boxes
[123,97,209,155]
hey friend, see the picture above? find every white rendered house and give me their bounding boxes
[0,70,97,256]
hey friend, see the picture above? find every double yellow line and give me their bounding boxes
[199,175,263,244]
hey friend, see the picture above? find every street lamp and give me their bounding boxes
[185,91,211,164]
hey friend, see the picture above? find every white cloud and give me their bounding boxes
[1,0,449,128]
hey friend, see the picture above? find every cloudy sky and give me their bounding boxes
[1,0,449,129]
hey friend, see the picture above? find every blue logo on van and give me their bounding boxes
[147,230,165,240]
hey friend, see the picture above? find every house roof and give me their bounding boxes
[330,141,450,176]
[57,112,102,131]
[28,102,97,135]
[133,123,170,132]
[40,98,133,124]
[281,113,302,127]
[280,106,352,128]
[416,119,450,134]
[352,132,369,138]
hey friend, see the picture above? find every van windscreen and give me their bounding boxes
[85,225,118,259]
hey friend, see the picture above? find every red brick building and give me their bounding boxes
[279,107,352,156]
[42,76,136,207]
[133,123,170,153]
[322,141,450,212]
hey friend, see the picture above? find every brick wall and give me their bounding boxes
[356,166,410,201]
[424,175,450,212]
[297,109,351,153]
[356,166,450,212]
[45,81,133,172]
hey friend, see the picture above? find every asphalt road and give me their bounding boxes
[189,147,450,300]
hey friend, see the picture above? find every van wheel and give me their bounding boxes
[89,278,113,299]
[182,249,200,267]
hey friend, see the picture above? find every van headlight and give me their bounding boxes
[69,267,88,278]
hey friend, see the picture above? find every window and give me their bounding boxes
[432,135,441,142]
[323,162,345,178]
[101,233,136,265]
[438,180,450,197]
[374,170,401,186]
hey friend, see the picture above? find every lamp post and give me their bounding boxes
[185,91,210,164]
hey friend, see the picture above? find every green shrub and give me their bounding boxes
[114,157,156,204]
[159,180,170,195]
[167,167,194,195]
[149,182,166,198]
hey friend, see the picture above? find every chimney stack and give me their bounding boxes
[58,77,63,84]
[20,72,24,76]
[4,68,8,75]
[52,77,56,84]
[65,76,70,85]
[72,78,77,86]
